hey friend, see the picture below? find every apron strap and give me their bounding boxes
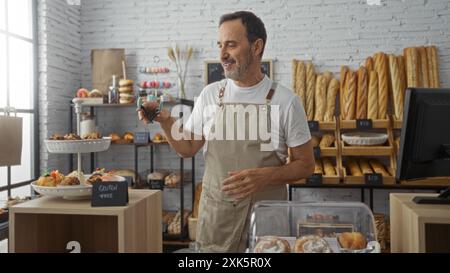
[218,79,227,107]
[265,82,277,105]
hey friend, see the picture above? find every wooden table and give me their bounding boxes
[9,190,162,253]
[390,193,450,253]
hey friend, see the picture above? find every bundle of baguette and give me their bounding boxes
[346,158,391,176]
[314,157,337,176]
[311,134,335,148]
[292,60,339,122]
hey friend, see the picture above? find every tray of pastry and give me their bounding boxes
[45,133,111,153]
[343,158,395,185]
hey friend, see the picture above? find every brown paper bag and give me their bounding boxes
[0,110,22,166]
[91,48,125,95]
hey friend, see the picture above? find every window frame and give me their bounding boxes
[0,0,39,197]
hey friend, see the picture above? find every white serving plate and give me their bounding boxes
[44,137,111,154]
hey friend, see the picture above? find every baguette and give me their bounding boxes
[377,53,388,119]
[323,158,336,176]
[365,57,374,73]
[340,66,349,118]
[359,159,373,174]
[397,55,407,105]
[314,75,327,121]
[311,135,321,147]
[347,159,363,176]
[388,54,404,121]
[369,159,390,177]
[319,134,335,148]
[314,159,323,174]
[426,45,440,88]
[323,71,333,87]
[306,61,316,120]
[292,60,298,91]
[344,71,357,120]
[356,67,368,119]
[324,78,339,122]
[367,71,379,120]
[404,47,421,88]
[418,47,430,88]
[296,61,307,109]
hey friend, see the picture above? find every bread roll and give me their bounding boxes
[426,45,440,88]
[314,159,323,174]
[388,54,404,121]
[376,53,388,119]
[356,67,368,119]
[323,158,336,176]
[343,71,356,120]
[324,78,339,122]
[359,159,373,174]
[306,61,316,120]
[418,47,430,88]
[295,61,307,109]
[348,159,362,176]
[365,56,374,73]
[404,47,421,88]
[314,75,327,121]
[340,66,349,118]
[311,135,321,147]
[119,79,134,87]
[338,232,367,250]
[319,134,335,148]
[369,159,390,176]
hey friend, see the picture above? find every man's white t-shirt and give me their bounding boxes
[185,75,311,163]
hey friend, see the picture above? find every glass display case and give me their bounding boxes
[248,201,380,253]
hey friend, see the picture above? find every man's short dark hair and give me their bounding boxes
[219,11,267,58]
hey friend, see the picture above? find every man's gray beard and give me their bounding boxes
[224,51,253,81]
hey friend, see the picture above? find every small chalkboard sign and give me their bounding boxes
[306,173,323,185]
[365,173,383,185]
[308,121,319,132]
[205,59,273,85]
[313,146,321,159]
[134,132,149,144]
[91,182,129,207]
[356,119,373,130]
[148,180,164,191]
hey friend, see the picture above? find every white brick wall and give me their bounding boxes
[38,0,82,173]
[39,0,450,214]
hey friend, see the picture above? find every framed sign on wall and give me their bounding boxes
[204,59,273,86]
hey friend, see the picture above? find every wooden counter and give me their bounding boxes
[390,193,450,253]
[9,190,162,253]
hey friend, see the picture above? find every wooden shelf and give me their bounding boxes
[341,141,393,156]
[340,119,390,129]
[319,121,337,131]
[342,167,396,185]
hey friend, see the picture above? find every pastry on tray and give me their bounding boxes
[294,235,332,253]
[253,236,291,253]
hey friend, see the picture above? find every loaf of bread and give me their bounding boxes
[340,66,349,118]
[338,232,367,250]
[323,158,336,176]
[388,54,404,121]
[367,71,378,120]
[319,134,335,148]
[348,159,362,176]
[376,53,388,119]
[343,71,357,120]
[306,61,316,121]
[397,55,407,104]
[426,45,440,88]
[295,61,307,109]
[324,78,339,122]
[314,75,327,121]
[418,47,430,88]
[404,47,421,88]
[369,159,390,176]
[311,135,321,147]
[359,159,373,174]
[314,159,323,174]
[356,67,368,119]
[365,56,374,73]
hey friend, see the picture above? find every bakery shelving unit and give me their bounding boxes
[69,98,196,241]
[339,118,397,186]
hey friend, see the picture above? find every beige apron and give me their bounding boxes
[196,80,287,253]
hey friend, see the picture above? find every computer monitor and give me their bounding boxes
[396,88,450,204]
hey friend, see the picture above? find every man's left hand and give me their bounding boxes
[221,168,272,200]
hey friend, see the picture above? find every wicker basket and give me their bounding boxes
[44,138,111,154]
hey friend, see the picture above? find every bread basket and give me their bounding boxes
[341,132,388,146]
